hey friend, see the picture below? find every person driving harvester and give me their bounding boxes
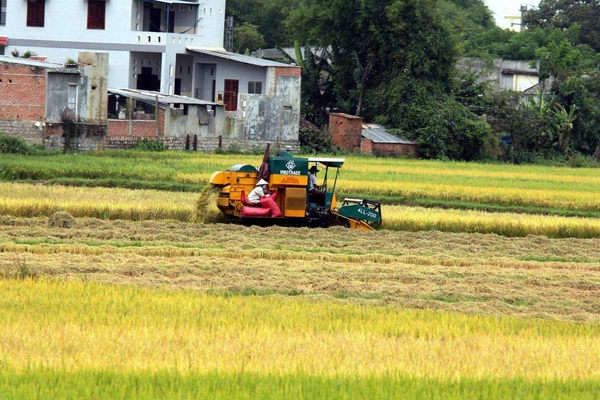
[308,165,326,205]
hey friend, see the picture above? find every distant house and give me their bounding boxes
[328,113,417,158]
[0,52,107,149]
[457,58,540,93]
[0,51,300,152]
[361,123,418,157]
[0,0,302,150]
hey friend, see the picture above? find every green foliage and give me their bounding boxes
[525,0,600,52]
[0,133,31,155]
[227,0,301,48]
[130,139,167,152]
[288,0,498,161]
[278,42,334,125]
[233,23,266,53]
[10,49,37,59]
[299,126,335,154]
[0,133,51,156]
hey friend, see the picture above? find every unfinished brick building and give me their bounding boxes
[328,113,418,157]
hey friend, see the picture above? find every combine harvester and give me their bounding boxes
[209,146,382,230]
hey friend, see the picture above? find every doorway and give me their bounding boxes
[224,79,239,111]
[147,6,161,32]
[137,67,160,91]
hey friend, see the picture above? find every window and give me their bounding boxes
[27,0,45,27]
[88,1,106,30]
[67,84,78,111]
[1,0,7,26]
[248,81,262,95]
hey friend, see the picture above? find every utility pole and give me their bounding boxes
[520,5,528,32]
[225,16,234,52]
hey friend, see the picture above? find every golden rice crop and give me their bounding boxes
[5,153,600,215]
[2,182,600,237]
[339,180,600,211]
[0,182,198,221]
[1,218,600,322]
[383,205,600,238]
[2,279,600,381]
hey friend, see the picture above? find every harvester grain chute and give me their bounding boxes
[209,147,382,230]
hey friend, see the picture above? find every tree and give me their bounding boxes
[227,0,301,48]
[525,0,600,52]
[288,0,498,160]
[233,23,266,54]
[277,41,335,126]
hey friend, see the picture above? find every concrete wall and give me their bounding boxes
[2,0,132,44]
[238,94,281,141]
[130,52,162,89]
[78,52,109,124]
[46,71,80,123]
[194,62,217,101]
[275,74,301,141]
[175,54,194,96]
[0,120,44,145]
[458,58,539,92]
[164,105,214,138]
[198,0,226,49]
[192,53,268,102]
[1,0,227,92]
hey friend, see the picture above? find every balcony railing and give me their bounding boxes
[133,32,198,47]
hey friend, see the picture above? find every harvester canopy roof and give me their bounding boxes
[307,158,345,168]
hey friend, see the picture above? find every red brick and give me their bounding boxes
[329,113,363,152]
[0,63,47,121]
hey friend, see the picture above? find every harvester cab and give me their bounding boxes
[209,148,382,230]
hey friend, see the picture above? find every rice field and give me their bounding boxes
[1,278,600,399]
[2,181,600,237]
[1,218,600,398]
[2,217,600,322]
[3,151,600,215]
[2,151,600,397]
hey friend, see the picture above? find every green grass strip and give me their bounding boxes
[1,369,599,400]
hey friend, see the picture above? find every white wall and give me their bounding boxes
[192,53,267,101]
[5,0,132,43]
[198,0,226,48]
[0,0,229,93]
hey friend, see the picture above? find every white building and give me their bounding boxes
[0,0,302,149]
[0,0,298,101]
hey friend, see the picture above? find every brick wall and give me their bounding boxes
[371,143,418,158]
[0,63,47,121]
[361,138,373,155]
[329,113,363,152]
[273,66,302,78]
[107,109,164,138]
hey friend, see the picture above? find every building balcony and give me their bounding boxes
[132,32,199,48]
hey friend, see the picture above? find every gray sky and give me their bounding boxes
[484,0,540,27]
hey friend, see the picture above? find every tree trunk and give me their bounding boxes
[356,88,364,117]
[593,143,600,161]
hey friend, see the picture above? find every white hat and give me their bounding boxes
[256,179,269,186]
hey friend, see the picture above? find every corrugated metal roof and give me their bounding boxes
[108,88,217,106]
[0,55,63,69]
[362,124,417,145]
[187,47,298,68]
